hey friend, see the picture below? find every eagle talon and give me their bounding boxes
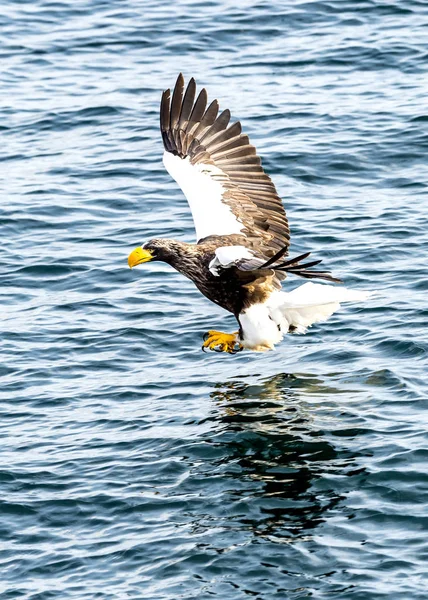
[229,345,243,355]
[202,330,242,355]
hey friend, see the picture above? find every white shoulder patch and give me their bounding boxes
[209,245,254,276]
[163,151,244,241]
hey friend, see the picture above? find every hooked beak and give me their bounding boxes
[128,247,154,268]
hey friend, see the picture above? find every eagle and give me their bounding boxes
[128,74,370,353]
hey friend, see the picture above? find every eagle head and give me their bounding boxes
[128,238,178,268]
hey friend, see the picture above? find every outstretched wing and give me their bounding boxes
[160,74,290,261]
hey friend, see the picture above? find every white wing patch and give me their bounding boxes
[209,245,254,276]
[163,151,244,241]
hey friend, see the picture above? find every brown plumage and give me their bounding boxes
[139,236,339,323]
[160,74,291,259]
[158,74,340,295]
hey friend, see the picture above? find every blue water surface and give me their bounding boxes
[1,1,428,598]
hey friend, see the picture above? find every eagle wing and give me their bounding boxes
[160,74,290,264]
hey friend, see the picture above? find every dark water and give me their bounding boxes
[2,1,428,598]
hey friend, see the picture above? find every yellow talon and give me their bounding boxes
[202,330,243,354]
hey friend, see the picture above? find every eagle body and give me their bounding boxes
[139,237,275,315]
[128,75,371,353]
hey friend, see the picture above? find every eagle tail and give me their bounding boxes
[267,283,374,335]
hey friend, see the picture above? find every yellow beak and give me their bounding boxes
[128,247,154,268]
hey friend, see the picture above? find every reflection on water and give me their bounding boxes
[207,372,362,543]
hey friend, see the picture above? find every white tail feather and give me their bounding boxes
[239,282,373,351]
[268,282,373,334]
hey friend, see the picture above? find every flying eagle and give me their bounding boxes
[128,74,370,353]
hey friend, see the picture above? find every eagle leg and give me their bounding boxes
[202,330,243,354]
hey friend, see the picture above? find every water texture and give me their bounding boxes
[1,1,428,598]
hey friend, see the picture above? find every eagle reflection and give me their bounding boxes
[208,372,359,542]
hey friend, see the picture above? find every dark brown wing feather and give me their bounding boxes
[160,74,290,260]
